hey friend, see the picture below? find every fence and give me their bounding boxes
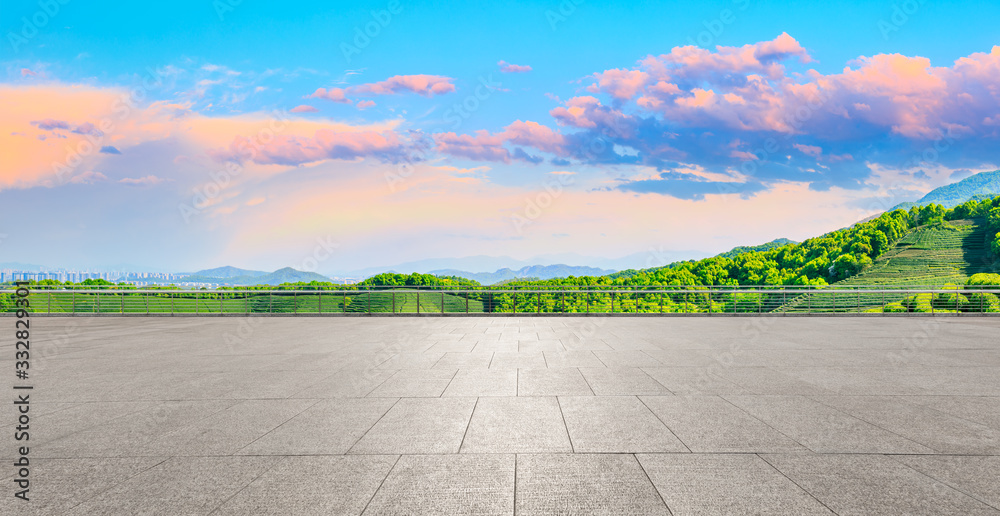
[3,285,999,315]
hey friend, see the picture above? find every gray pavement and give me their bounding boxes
[3,316,1000,515]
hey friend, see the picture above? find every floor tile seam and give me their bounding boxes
[457,397,480,453]
[63,456,172,514]
[206,454,291,515]
[755,452,839,515]
[359,454,403,515]
[716,395,814,452]
[227,398,325,456]
[886,454,1000,512]
[805,395,946,454]
[632,453,674,516]
[635,396,692,453]
[344,398,404,455]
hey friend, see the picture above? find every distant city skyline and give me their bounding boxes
[3,1,1000,270]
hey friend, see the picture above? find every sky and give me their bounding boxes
[2,0,1000,274]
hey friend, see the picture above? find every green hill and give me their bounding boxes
[715,238,797,259]
[188,266,268,279]
[840,219,995,285]
[180,267,331,285]
[892,170,1000,211]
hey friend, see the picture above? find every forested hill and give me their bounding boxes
[510,196,1000,287]
[892,170,1000,211]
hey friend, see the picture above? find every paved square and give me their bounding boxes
[4,316,1000,514]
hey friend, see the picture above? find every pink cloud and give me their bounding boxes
[68,171,108,184]
[20,68,37,77]
[290,105,319,113]
[356,100,376,110]
[434,120,570,163]
[498,60,532,73]
[211,129,409,166]
[119,175,168,186]
[793,143,822,157]
[309,87,351,104]
[30,119,71,131]
[434,130,511,163]
[352,75,455,97]
[501,120,567,155]
[754,32,813,64]
[586,68,649,100]
[550,96,602,128]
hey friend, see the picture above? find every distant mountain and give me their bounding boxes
[189,266,268,279]
[428,264,617,285]
[341,250,708,278]
[891,170,1000,211]
[179,267,330,285]
[715,238,797,259]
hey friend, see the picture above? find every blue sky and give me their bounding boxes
[2,0,999,273]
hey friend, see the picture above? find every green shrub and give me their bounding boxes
[935,292,969,311]
[968,292,1000,312]
[882,302,908,313]
[903,293,934,312]
[967,273,1000,286]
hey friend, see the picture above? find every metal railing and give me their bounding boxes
[3,285,999,316]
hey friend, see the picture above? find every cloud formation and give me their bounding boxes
[311,74,456,105]
[498,60,532,73]
[433,36,1000,199]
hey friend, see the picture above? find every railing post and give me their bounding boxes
[537,291,541,314]
[269,291,273,314]
[513,291,516,315]
[294,291,298,315]
[145,292,149,315]
[441,291,445,314]
[72,290,75,315]
[659,290,663,314]
[170,292,174,315]
[367,287,371,315]
[611,291,615,314]
[466,288,469,314]
[48,291,51,315]
[318,290,322,315]
[392,290,396,313]
[120,291,124,314]
[857,287,860,314]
